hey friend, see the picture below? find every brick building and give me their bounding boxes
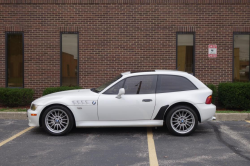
[1,0,250,97]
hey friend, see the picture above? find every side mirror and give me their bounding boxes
[116,88,125,99]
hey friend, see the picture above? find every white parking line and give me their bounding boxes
[0,127,34,148]
[147,127,159,166]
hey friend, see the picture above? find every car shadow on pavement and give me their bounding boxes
[30,122,212,137]
[30,126,148,136]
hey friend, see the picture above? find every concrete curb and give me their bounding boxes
[215,113,250,121]
[0,112,27,120]
[0,112,250,121]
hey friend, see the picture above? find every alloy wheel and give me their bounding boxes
[45,109,69,133]
[170,109,195,134]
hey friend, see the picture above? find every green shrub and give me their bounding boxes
[218,82,250,110]
[206,84,217,104]
[43,86,82,96]
[0,88,34,107]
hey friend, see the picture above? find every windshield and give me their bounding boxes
[91,75,122,93]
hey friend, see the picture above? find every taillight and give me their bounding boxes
[205,95,212,104]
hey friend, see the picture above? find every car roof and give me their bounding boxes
[121,70,189,76]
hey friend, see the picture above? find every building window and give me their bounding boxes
[6,33,24,87]
[61,33,78,86]
[177,33,194,74]
[234,34,250,82]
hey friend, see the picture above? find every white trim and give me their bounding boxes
[76,120,163,127]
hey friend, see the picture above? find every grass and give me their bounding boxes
[0,108,27,112]
[216,110,250,113]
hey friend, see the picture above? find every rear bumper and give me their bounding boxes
[195,104,216,122]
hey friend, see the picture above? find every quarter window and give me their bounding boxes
[177,33,194,74]
[156,75,197,93]
[123,76,157,94]
[61,33,78,86]
[6,33,24,87]
[234,34,250,82]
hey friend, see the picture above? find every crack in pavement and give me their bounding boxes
[208,122,250,162]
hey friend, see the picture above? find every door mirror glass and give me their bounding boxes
[116,88,125,99]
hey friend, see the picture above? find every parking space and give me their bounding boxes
[153,121,250,166]
[0,121,149,166]
[0,120,250,166]
[0,120,28,142]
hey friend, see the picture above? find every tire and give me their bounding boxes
[42,105,74,136]
[166,105,198,136]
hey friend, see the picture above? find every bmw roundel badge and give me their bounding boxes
[92,101,96,105]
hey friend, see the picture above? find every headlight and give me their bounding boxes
[31,104,37,111]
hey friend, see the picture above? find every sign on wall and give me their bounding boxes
[208,44,217,58]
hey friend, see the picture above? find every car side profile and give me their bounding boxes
[27,70,216,136]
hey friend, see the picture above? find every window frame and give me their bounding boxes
[176,32,195,75]
[103,79,126,95]
[155,74,198,94]
[60,32,79,86]
[5,32,24,88]
[233,32,250,82]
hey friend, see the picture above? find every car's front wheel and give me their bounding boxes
[166,105,198,136]
[42,105,74,136]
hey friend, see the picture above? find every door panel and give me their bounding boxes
[98,75,157,121]
[98,94,156,120]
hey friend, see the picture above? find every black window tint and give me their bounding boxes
[156,75,197,93]
[124,76,157,94]
[104,80,124,94]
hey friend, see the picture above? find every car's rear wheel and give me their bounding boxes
[166,105,198,136]
[42,105,74,136]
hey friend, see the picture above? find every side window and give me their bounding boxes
[156,75,197,93]
[104,80,125,94]
[123,75,157,94]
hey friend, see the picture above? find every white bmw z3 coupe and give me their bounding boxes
[27,70,216,136]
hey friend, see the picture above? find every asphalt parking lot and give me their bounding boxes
[0,120,250,166]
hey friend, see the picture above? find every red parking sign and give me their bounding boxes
[208,45,217,58]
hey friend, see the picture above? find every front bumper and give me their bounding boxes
[27,105,44,126]
[195,103,216,122]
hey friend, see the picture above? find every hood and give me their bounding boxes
[33,89,99,106]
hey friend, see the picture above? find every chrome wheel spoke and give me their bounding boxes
[51,123,55,128]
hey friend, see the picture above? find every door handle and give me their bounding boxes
[142,99,152,102]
